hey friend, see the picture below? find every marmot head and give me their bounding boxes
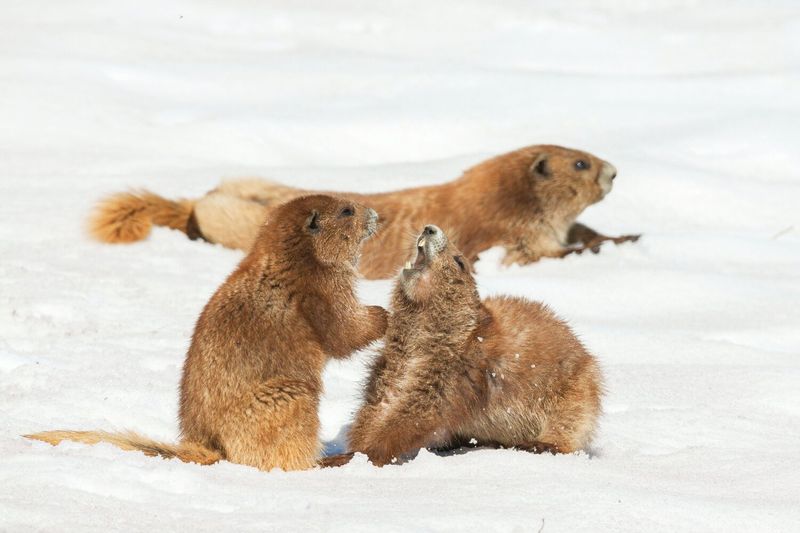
[398,225,480,307]
[476,145,617,220]
[269,194,378,268]
[527,145,616,206]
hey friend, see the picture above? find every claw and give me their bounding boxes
[614,234,641,244]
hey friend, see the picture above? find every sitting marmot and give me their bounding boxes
[28,195,388,471]
[348,225,603,465]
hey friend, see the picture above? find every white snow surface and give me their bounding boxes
[2,1,800,531]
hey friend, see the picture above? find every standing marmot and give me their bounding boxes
[88,144,639,279]
[27,195,388,472]
[348,225,603,466]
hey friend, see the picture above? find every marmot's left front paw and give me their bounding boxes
[570,244,600,256]
[611,233,641,245]
[368,305,389,337]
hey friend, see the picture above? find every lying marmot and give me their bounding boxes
[348,225,603,466]
[27,195,388,472]
[89,145,639,279]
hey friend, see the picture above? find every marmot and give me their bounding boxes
[27,195,388,472]
[88,145,640,279]
[347,225,603,466]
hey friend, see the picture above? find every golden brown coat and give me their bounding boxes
[28,195,388,472]
[89,145,639,279]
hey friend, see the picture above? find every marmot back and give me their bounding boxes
[87,144,639,278]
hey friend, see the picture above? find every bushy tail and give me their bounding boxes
[25,430,221,465]
[88,190,196,244]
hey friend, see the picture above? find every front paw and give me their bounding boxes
[502,247,540,266]
[567,237,605,255]
[612,234,641,245]
[368,306,389,337]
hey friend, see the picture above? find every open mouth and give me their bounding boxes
[404,236,428,272]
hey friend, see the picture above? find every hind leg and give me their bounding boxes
[519,406,598,455]
[530,376,602,454]
[222,378,322,471]
[348,393,465,466]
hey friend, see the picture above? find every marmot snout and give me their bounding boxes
[597,161,617,198]
[399,224,464,302]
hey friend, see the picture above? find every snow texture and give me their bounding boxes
[1,1,799,531]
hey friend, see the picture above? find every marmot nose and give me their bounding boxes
[602,162,617,182]
[423,225,438,236]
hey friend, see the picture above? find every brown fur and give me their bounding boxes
[348,225,603,466]
[24,430,222,465]
[89,145,639,278]
[88,190,196,244]
[27,195,387,471]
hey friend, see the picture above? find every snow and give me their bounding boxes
[1,0,799,531]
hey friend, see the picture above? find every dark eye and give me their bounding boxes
[307,211,320,232]
[574,160,590,171]
[453,255,466,272]
[339,206,355,217]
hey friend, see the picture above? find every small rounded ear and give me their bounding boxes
[453,254,473,274]
[529,153,550,179]
[306,210,320,233]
